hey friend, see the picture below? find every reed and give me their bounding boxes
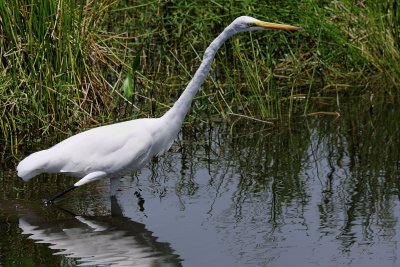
[0,0,131,154]
[304,0,400,90]
[1,0,399,157]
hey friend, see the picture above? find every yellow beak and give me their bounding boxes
[254,20,300,31]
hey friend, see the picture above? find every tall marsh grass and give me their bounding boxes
[304,0,400,90]
[1,0,399,157]
[0,0,130,155]
[328,1,400,87]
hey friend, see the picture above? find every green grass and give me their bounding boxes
[325,0,400,87]
[0,0,131,156]
[1,0,399,157]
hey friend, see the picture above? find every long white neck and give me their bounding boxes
[162,25,235,124]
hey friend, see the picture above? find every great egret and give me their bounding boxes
[17,16,299,204]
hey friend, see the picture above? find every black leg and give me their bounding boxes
[43,185,78,205]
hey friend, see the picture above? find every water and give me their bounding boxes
[1,96,400,266]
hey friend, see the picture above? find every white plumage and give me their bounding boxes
[18,118,171,185]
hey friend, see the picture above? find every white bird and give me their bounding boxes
[17,16,299,204]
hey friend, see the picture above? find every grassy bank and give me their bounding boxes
[0,0,131,156]
[1,0,399,157]
[307,0,400,89]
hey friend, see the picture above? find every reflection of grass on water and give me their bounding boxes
[0,1,399,155]
[171,97,400,247]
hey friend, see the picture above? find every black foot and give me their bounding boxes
[43,198,55,205]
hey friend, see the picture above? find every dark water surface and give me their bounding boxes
[1,97,400,266]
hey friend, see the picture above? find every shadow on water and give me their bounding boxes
[1,96,400,266]
[0,199,182,266]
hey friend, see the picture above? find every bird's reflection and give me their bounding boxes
[16,198,182,266]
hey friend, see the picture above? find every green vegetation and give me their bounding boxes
[0,0,129,156]
[1,0,399,157]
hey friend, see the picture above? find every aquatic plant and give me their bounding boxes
[1,0,399,158]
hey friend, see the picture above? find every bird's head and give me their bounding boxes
[230,16,300,33]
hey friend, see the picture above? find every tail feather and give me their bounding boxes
[17,151,49,181]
